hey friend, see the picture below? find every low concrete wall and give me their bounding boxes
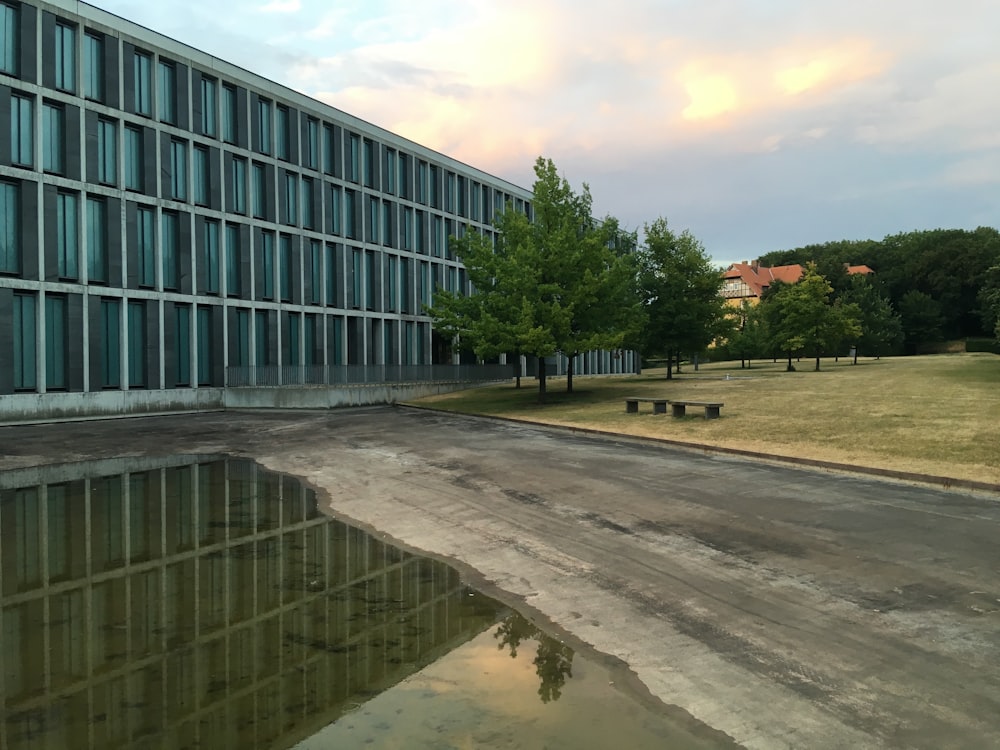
[0,381,486,424]
[222,381,484,410]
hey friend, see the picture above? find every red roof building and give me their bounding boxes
[721,262,873,305]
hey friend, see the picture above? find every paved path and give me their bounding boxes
[2,407,998,749]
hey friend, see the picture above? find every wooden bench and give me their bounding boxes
[625,397,669,414]
[668,400,724,419]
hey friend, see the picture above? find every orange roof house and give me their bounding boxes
[721,261,873,306]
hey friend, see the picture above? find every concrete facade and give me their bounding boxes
[0,0,637,423]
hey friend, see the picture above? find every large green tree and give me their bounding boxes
[841,275,903,360]
[428,157,637,401]
[760,265,861,371]
[978,265,1000,340]
[636,218,728,379]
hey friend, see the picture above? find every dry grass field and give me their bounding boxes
[410,353,1000,486]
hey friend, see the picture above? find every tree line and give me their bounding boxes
[429,157,1000,399]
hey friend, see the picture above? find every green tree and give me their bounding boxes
[760,265,861,371]
[898,290,943,353]
[841,275,903,360]
[428,157,637,402]
[636,218,728,379]
[978,265,1000,340]
[727,300,769,368]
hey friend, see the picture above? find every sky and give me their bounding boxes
[86,0,999,266]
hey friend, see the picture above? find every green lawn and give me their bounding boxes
[408,354,1000,486]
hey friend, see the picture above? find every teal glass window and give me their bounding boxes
[174,303,190,385]
[84,33,103,101]
[127,300,145,387]
[301,177,313,229]
[328,185,341,235]
[322,123,334,174]
[279,234,292,301]
[158,60,175,123]
[304,314,317,366]
[363,139,375,188]
[45,295,67,389]
[1,180,19,274]
[344,189,356,239]
[193,145,208,205]
[200,77,216,136]
[254,310,268,366]
[283,172,297,225]
[86,197,107,283]
[56,192,78,280]
[276,105,290,160]
[196,307,211,384]
[133,51,152,116]
[54,22,75,93]
[385,148,395,194]
[286,312,300,365]
[257,98,271,155]
[305,118,318,169]
[170,139,187,200]
[385,255,397,311]
[202,220,219,294]
[1,2,18,75]
[99,298,120,387]
[161,211,178,289]
[13,293,36,390]
[309,240,321,304]
[42,103,64,174]
[97,118,116,184]
[351,248,362,307]
[348,133,359,182]
[124,126,142,190]
[252,163,265,218]
[136,206,155,286]
[261,232,274,299]
[221,84,236,143]
[231,157,246,214]
[10,93,32,167]
[234,309,250,367]
[368,196,379,244]
[324,244,336,306]
[225,224,241,296]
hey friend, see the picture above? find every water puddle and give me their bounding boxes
[0,456,732,749]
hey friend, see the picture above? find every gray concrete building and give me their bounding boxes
[0,0,637,423]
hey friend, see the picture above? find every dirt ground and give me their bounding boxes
[2,407,999,749]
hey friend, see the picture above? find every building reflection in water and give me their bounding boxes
[0,456,529,749]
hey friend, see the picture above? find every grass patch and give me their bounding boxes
[408,354,1000,486]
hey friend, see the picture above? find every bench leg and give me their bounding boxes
[705,406,720,419]
[626,401,638,413]
[653,401,667,414]
[671,404,686,418]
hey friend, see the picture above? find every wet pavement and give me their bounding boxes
[1,407,999,749]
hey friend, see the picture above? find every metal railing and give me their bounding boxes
[225,363,516,387]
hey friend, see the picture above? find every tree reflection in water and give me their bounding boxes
[493,613,574,703]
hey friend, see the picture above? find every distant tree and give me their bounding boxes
[898,290,944,353]
[841,275,903,360]
[726,300,769,368]
[760,265,861,371]
[636,218,728,379]
[977,265,1000,340]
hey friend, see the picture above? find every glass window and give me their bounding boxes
[304,314,317,365]
[221,84,237,143]
[305,118,318,169]
[254,310,268,366]
[324,244,336,306]
[252,163,265,218]
[13,293,36,390]
[84,33,103,101]
[86,197,107,283]
[382,200,392,246]
[170,139,187,200]
[284,172,297,225]
[386,148,396,195]
[344,189,356,239]
[134,51,152,116]
[301,178,313,229]
[257,98,271,155]
[193,146,208,205]
[286,312,299,365]
[54,22,75,93]
[322,123,334,174]
[234,309,250,367]
[200,77,216,136]
[328,185,341,235]
[309,240,321,304]
[161,211,178,289]
[42,102,64,174]
[231,157,246,214]
[124,126,142,190]
[99,298,120,387]
[10,93,32,167]
[368,196,379,245]
[158,60,175,123]
[363,139,375,188]
[0,181,19,274]
[136,206,155,287]
[279,235,292,301]
[397,153,408,197]
[45,295,67,389]
[276,105,290,161]
[348,133,359,182]
[1,2,18,76]
[225,224,240,296]
[56,192,78,279]
[351,248,362,307]
[202,220,219,294]
[127,301,145,387]
[174,303,190,385]
[97,118,116,184]
[196,307,212,385]
[261,231,274,299]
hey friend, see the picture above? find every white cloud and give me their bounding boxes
[259,0,301,12]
